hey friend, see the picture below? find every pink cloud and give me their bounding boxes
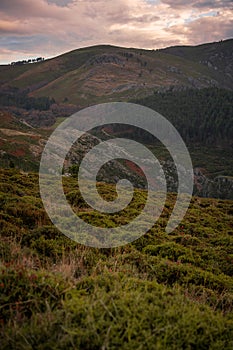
[166,11,233,44]
[0,0,232,63]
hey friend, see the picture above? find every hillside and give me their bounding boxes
[0,39,233,349]
[161,39,233,90]
[133,88,233,147]
[0,40,232,108]
[0,111,48,171]
[0,169,233,348]
[0,40,232,197]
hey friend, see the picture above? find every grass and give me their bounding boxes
[50,117,67,129]
[1,39,232,348]
[148,144,233,177]
[0,168,233,349]
[30,49,215,105]
[1,42,226,106]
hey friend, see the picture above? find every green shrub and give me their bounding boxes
[0,264,70,324]
[2,274,232,349]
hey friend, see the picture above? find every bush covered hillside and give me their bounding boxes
[0,169,233,349]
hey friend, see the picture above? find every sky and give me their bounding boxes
[0,0,232,64]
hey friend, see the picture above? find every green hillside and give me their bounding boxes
[1,40,232,107]
[0,111,49,171]
[161,39,233,90]
[1,38,233,349]
[0,169,233,349]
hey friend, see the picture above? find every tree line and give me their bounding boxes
[10,57,45,65]
[0,87,55,111]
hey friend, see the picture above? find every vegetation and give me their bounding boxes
[10,57,45,65]
[0,169,233,349]
[133,87,233,147]
[1,40,232,107]
[161,39,233,90]
[0,87,55,111]
[0,39,233,348]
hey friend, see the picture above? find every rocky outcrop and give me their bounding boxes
[194,170,233,200]
[86,54,124,67]
[65,141,233,199]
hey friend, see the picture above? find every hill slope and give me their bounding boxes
[0,39,232,199]
[0,40,233,348]
[0,40,232,107]
[161,39,233,90]
[0,169,233,349]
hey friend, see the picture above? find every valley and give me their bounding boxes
[0,39,233,349]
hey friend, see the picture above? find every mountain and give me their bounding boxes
[0,39,232,198]
[1,41,233,347]
[0,39,232,108]
[161,39,233,90]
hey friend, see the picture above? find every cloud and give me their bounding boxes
[166,11,233,44]
[194,0,233,9]
[161,0,233,9]
[47,0,74,6]
[0,0,232,63]
[0,20,27,35]
[0,0,69,19]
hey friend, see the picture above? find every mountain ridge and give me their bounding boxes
[0,39,232,107]
[0,39,232,199]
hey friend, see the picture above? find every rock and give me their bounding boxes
[87,54,124,67]
[167,66,182,74]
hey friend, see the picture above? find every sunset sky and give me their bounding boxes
[0,0,232,64]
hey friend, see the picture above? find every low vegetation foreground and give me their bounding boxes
[0,169,233,349]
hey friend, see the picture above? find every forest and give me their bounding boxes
[133,87,233,147]
[0,87,55,111]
